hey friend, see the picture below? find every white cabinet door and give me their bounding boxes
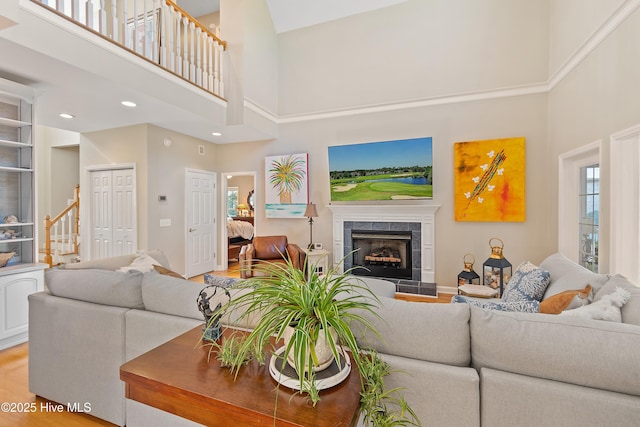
[89,168,137,259]
[185,170,216,278]
[0,268,45,350]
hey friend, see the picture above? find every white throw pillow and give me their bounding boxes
[559,287,631,322]
[119,252,161,273]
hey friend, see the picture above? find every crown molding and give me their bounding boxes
[246,0,640,124]
[548,0,640,89]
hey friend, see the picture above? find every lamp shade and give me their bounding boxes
[304,203,318,218]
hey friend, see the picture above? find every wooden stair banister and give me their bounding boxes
[44,184,80,267]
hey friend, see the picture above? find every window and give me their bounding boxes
[227,187,238,217]
[578,165,599,272]
[558,141,600,269]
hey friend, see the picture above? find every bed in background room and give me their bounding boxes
[227,217,254,261]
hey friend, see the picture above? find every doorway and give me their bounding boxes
[222,171,256,269]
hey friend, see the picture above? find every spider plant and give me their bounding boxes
[213,253,381,401]
[359,350,420,426]
[205,252,421,425]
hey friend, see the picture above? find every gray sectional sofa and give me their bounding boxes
[28,251,640,426]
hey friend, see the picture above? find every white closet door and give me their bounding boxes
[89,168,137,259]
[90,170,112,259]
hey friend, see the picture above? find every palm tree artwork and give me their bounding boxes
[268,154,307,204]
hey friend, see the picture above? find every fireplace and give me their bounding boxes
[342,220,422,282]
[327,204,440,287]
[351,230,413,280]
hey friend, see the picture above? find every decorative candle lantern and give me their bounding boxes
[483,238,512,297]
[458,254,480,287]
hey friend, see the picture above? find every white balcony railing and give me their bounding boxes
[32,0,226,98]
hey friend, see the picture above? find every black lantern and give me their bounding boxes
[483,238,512,297]
[458,254,480,289]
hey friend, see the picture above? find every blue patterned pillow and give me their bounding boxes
[451,295,540,313]
[204,274,239,288]
[502,261,550,303]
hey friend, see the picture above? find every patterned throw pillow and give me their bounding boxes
[204,274,239,288]
[502,261,551,303]
[451,294,541,313]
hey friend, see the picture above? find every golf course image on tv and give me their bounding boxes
[328,137,433,202]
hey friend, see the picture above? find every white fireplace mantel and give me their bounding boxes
[327,204,441,282]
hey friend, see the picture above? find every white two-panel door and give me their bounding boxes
[90,168,136,259]
[185,169,217,278]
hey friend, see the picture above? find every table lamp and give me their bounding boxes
[304,203,318,250]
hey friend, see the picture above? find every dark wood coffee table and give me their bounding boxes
[120,326,362,427]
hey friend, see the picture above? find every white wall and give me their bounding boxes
[79,124,149,257]
[276,0,549,115]
[548,0,626,75]
[548,4,640,272]
[146,125,217,274]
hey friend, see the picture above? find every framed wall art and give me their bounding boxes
[328,137,433,202]
[265,153,309,218]
[454,137,526,222]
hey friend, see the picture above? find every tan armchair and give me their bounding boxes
[239,235,305,278]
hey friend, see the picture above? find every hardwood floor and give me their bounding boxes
[0,262,451,426]
[0,343,114,427]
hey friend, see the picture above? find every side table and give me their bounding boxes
[302,248,330,277]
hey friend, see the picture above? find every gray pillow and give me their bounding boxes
[595,274,640,326]
[543,270,609,300]
[142,272,257,328]
[45,268,144,308]
[141,271,204,320]
[539,252,591,280]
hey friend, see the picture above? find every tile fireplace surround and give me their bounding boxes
[327,204,440,285]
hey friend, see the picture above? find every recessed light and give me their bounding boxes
[59,113,74,119]
[212,132,222,136]
[121,101,137,107]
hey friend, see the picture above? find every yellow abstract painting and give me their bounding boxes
[454,137,526,222]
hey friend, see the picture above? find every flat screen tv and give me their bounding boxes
[328,137,433,202]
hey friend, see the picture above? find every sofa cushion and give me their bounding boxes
[141,271,205,320]
[64,254,136,271]
[595,274,640,326]
[344,275,397,299]
[352,296,472,367]
[539,252,591,280]
[470,306,640,397]
[45,268,144,308]
[543,270,609,300]
[501,261,550,303]
[141,271,259,329]
[64,249,171,271]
